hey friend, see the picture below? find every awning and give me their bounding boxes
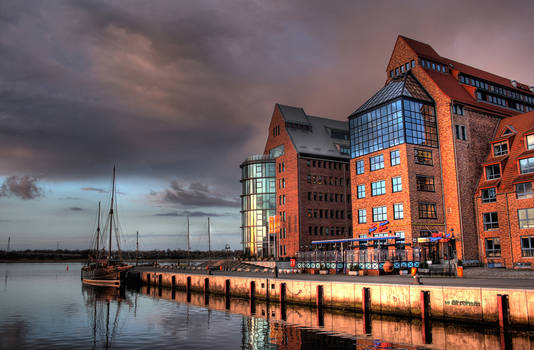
[311,236,398,245]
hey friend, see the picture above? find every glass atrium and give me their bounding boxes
[349,73,438,158]
[240,155,276,256]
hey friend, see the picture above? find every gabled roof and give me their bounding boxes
[350,72,433,117]
[275,104,349,159]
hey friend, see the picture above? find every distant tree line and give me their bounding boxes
[0,249,244,261]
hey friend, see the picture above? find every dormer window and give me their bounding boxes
[485,164,501,180]
[502,126,516,136]
[493,141,508,156]
[527,134,534,150]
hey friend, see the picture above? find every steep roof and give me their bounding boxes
[350,72,433,117]
[276,104,350,159]
[398,36,534,117]
[477,111,534,192]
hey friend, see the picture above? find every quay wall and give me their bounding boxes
[128,270,534,327]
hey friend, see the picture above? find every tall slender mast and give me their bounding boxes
[136,231,139,266]
[7,237,10,252]
[187,216,190,266]
[108,166,116,261]
[208,217,211,264]
[96,201,101,258]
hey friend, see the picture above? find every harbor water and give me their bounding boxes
[0,263,533,349]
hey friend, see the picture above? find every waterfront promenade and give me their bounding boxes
[134,265,534,290]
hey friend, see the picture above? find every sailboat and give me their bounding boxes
[81,166,132,287]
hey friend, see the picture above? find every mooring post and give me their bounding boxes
[497,294,509,329]
[316,285,324,308]
[420,290,430,320]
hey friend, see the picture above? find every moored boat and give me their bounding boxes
[82,166,132,286]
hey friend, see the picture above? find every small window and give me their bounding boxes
[391,177,402,193]
[395,67,399,76]
[418,202,437,219]
[371,180,386,196]
[493,141,508,156]
[527,134,534,150]
[356,160,365,175]
[372,206,387,222]
[516,182,533,199]
[357,184,365,199]
[414,149,433,165]
[390,70,394,78]
[521,236,534,257]
[452,104,464,115]
[482,188,497,203]
[455,125,467,140]
[518,208,534,229]
[483,212,499,230]
[416,175,435,192]
[370,154,384,171]
[393,203,404,220]
[519,157,534,174]
[390,150,400,166]
[358,209,367,224]
[485,238,501,258]
[485,164,500,180]
[411,60,415,68]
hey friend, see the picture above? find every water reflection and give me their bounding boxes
[141,286,534,350]
[82,285,131,350]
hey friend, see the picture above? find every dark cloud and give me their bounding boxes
[154,210,224,217]
[0,176,42,200]
[69,207,83,211]
[155,181,239,208]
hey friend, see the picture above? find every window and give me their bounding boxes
[518,208,534,229]
[485,164,500,180]
[370,154,384,171]
[519,157,534,174]
[393,203,404,220]
[483,212,499,230]
[527,134,534,150]
[493,141,508,156]
[358,209,367,224]
[416,175,435,192]
[372,206,387,222]
[411,60,415,68]
[452,104,464,115]
[356,160,364,175]
[357,184,365,199]
[485,238,501,258]
[414,149,433,165]
[390,150,400,166]
[391,177,402,192]
[516,182,533,199]
[371,180,386,196]
[455,125,467,140]
[521,236,534,257]
[419,202,437,219]
[482,187,497,203]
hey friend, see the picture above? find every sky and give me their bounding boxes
[1,0,533,250]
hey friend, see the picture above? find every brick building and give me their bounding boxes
[349,36,534,262]
[476,111,534,268]
[260,103,352,258]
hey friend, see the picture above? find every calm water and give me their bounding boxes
[0,263,532,349]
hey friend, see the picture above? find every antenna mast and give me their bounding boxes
[208,217,211,265]
[108,166,116,261]
[187,216,191,266]
[136,231,139,266]
[7,237,10,252]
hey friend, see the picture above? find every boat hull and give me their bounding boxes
[81,265,132,287]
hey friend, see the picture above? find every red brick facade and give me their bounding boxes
[476,112,534,268]
[263,104,352,257]
[350,36,533,262]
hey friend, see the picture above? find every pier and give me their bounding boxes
[128,266,534,327]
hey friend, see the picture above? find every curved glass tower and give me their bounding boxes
[240,155,276,257]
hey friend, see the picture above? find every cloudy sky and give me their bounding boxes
[1,0,533,250]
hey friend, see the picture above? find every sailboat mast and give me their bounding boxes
[96,201,101,258]
[136,231,139,266]
[108,166,116,261]
[208,217,211,264]
[187,216,190,266]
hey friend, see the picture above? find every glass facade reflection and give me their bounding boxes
[349,74,437,158]
[240,155,276,256]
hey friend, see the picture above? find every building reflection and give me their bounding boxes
[139,286,533,350]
